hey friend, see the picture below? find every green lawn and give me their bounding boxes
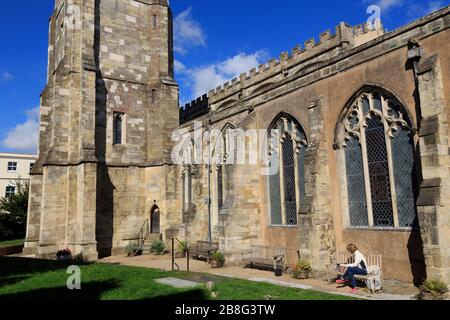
[0,239,24,247]
[0,257,355,300]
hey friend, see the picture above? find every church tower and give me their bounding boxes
[24,0,179,260]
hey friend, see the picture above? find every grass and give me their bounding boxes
[0,239,24,247]
[0,257,356,300]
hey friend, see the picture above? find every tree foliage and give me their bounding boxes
[0,179,29,240]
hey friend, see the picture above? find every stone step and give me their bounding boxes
[145,233,162,242]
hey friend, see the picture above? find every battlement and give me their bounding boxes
[180,94,209,124]
[205,20,384,98]
[179,19,385,122]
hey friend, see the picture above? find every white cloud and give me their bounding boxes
[174,7,206,55]
[407,1,444,19]
[375,0,404,11]
[2,107,39,153]
[364,0,403,12]
[427,1,444,13]
[178,51,268,99]
[0,71,13,83]
[174,59,186,74]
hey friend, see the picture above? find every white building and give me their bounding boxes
[0,152,37,199]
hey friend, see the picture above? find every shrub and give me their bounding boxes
[125,243,142,257]
[420,279,448,294]
[56,248,72,257]
[292,260,312,279]
[56,248,73,261]
[294,260,312,272]
[211,251,225,263]
[150,240,166,255]
[0,179,29,241]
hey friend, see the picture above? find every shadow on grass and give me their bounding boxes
[0,256,90,278]
[146,289,209,301]
[0,280,120,300]
[0,275,30,286]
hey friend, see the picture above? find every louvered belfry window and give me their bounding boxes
[340,90,417,229]
[268,115,307,226]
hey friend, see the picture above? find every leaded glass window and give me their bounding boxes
[213,125,235,213]
[345,137,368,227]
[268,115,307,226]
[180,139,195,213]
[217,164,223,210]
[339,90,417,229]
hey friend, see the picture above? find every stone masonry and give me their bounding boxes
[25,1,450,286]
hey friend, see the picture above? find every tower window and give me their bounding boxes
[151,89,157,104]
[113,112,125,145]
[153,15,157,28]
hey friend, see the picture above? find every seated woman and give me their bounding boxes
[336,244,368,293]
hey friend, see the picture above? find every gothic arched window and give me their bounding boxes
[213,124,236,212]
[180,139,195,214]
[267,114,307,226]
[338,89,417,228]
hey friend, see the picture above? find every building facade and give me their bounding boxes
[25,0,450,285]
[0,153,37,201]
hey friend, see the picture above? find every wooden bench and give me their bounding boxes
[336,251,383,292]
[190,241,219,261]
[242,245,287,272]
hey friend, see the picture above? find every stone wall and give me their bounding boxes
[25,0,179,259]
[177,7,450,283]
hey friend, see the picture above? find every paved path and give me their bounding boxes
[100,254,418,300]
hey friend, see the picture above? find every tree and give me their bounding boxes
[0,179,29,240]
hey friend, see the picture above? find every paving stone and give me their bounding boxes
[155,277,201,289]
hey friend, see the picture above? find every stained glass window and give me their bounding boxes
[366,117,394,227]
[181,139,194,214]
[217,165,223,210]
[340,90,417,229]
[283,136,297,225]
[392,128,417,227]
[345,138,368,227]
[268,115,307,226]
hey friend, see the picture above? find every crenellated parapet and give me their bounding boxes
[179,19,385,121]
[180,94,209,124]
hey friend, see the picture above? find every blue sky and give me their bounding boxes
[0,0,447,154]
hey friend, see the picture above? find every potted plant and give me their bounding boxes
[56,248,72,261]
[125,243,143,257]
[292,259,312,279]
[175,241,188,258]
[150,240,166,256]
[210,251,225,268]
[419,279,448,300]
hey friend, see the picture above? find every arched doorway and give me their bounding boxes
[150,206,160,234]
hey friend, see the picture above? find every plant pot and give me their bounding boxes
[211,260,224,268]
[57,255,72,261]
[274,269,283,277]
[293,270,310,279]
[419,290,445,301]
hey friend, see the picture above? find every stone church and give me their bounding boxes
[24,0,450,285]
